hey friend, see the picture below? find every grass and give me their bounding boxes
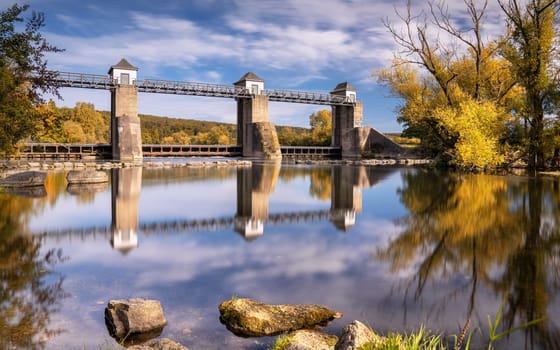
[360,326,445,350]
[358,306,544,350]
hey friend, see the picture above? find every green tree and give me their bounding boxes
[0,4,63,155]
[0,65,38,154]
[498,0,558,170]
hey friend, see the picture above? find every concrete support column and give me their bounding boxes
[236,95,281,159]
[111,85,143,163]
[109,59,142,164]
[331,102,364,158]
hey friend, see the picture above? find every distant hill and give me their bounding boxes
[36,102,319,145]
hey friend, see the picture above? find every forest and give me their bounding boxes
[30,100,333,147]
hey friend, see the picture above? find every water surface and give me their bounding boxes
[1,163,559,349]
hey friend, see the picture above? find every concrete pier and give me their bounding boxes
[235,73,281,160]
[109,59,143,164]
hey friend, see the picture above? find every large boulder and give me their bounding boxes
[335,320,383,350]
[0,171,46,187]
[127,338,189,350]
[271,330,338,350]
[218,298,342,337]
[66,169,108,184]
[105,298,167,343]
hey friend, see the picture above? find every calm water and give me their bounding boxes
[1,162,559,350]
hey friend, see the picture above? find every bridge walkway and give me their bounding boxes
[17,143,341,159]
[53,72,357,106]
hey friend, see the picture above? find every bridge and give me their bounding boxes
[47,58,401,163]
[54,71,357,106]
[18,142,341,159]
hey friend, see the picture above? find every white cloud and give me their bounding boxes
[39,0,508,132]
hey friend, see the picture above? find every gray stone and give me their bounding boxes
[127,338,189,350]
[104,298,167,340]
[335,320,382,350]
[0,171,46,187]
[66,170,108,184]
[274,330,338,350]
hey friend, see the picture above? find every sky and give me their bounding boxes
[2,0,506,132]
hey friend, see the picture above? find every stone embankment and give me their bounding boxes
[0,159,253,172]
[0,157,431,173]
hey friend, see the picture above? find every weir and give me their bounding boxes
[52,58,403,162]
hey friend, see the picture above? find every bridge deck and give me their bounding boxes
[53,72,357,106]
[17,143,341,159]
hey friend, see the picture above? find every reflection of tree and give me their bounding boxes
[490,179,560,349]
[0,192,67,350]
[309,167,331,201]
[377,169,560,348]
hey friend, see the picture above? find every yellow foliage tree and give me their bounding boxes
[309,109,332,145]
[62,121,86,143]
[436,98,507,169]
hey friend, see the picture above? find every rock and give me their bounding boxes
[0,171,46,187]
[104,298,167,342]
[218,298,342,337]
[66,170,108,184]
[127,338,189,350]
[271,330,338,350]
[335,320,383,350]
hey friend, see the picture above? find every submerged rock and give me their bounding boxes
[218,298,342,337]
[271,330,338,350]
[66,182,107,195]
[66,169,108,184]
[104,298,167,343]
[4,185,47,198]
[0,171,46,187]
[335,320,383,350]
[127,337,189,350]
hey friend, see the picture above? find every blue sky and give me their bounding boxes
[3,0,505,131]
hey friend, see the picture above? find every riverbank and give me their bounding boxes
[0,157,433,174]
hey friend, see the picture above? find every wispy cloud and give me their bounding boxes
[35,0,508,130]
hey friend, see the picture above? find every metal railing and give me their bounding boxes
[51,71,358,106]
[54,72,115,89]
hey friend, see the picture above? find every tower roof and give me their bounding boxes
[331,82,356,94]
[108,58,138,74]
[234,72,264,85]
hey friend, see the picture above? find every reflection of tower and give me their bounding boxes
[329,166,364,231]
[111,167,142,254]
[235,162,280,240]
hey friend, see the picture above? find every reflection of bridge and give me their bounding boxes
[34,209,337,242]
[32,163,393,253]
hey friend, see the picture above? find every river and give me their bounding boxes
[1,161,559,349]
